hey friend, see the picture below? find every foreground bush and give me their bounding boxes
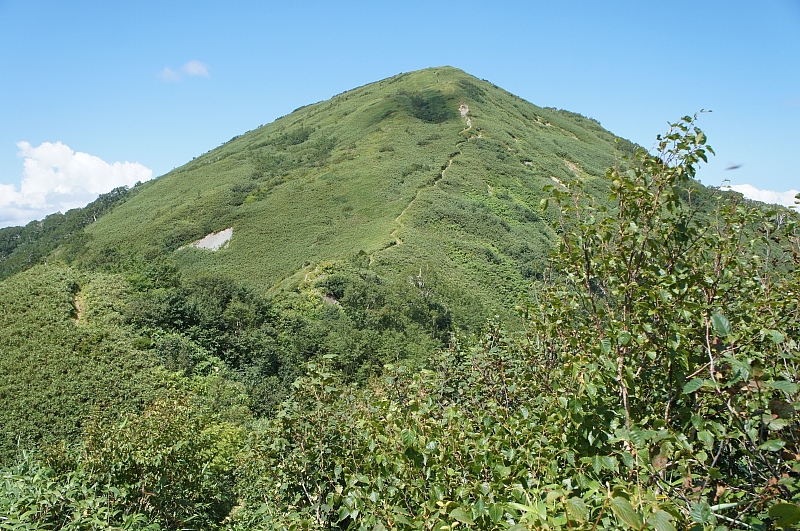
[1,387,244,530]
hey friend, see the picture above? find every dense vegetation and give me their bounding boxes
[1,68,798,530]
[0,265,167,464]
[227,117,800,530]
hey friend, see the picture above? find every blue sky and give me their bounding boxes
[1,0,798,226]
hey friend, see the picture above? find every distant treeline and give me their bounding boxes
[0,185,137,280]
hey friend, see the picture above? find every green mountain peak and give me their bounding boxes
[77,66,630,324]
[3,68,798,531]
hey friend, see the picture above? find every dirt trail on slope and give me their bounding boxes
[389,152,458,246]
[74,292,86,323]
[368,105,475,265]
[390,104,474,244]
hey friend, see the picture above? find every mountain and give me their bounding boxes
[3,67,799,531]
[1,66,636,460]
[69,66,634,322]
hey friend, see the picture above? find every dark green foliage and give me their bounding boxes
[409,90,454,123]
[123,273,294,415]
[77,390,245,529]
[117,260,452,416]
[1,386,245,530]
[276,125,313,147]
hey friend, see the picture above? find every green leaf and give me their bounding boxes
[508,502,535,513]
[592,454,603,473]
[600,337,611,354]
[682,378,704,394]
[600,455,618,472]
[393,513,413,526]
[711,312,731,337]
[488,503,504,523]
[769,503,800,529]
[697,430,714,449]
[400,428,416,447]
[509,501,546,521]
[767,329,786,344]
[689,501,712,524]
[766,417,791,431]
[628,427,647,447]
[449,508,474,525]
[617,330,632,346]
[600,338,611,354]
[610,496,642,528]
[566,497,589,523]
[647,510,676,531]
[533,499,547,521]
[758,439,786,452]
[769,380,799,394]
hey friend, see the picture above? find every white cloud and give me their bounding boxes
[0,141,153,228]
[159,66,181,82]
[723,183,799,208]
[159,60,210,82]
[182,60,210,77]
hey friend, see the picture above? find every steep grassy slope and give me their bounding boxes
[78,67,634,326]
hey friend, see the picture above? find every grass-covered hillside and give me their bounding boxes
[4,67,797,529]
[0,67,648,447]
[72,66,633,326]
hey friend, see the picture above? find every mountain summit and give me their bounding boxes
[77,66,632,322]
